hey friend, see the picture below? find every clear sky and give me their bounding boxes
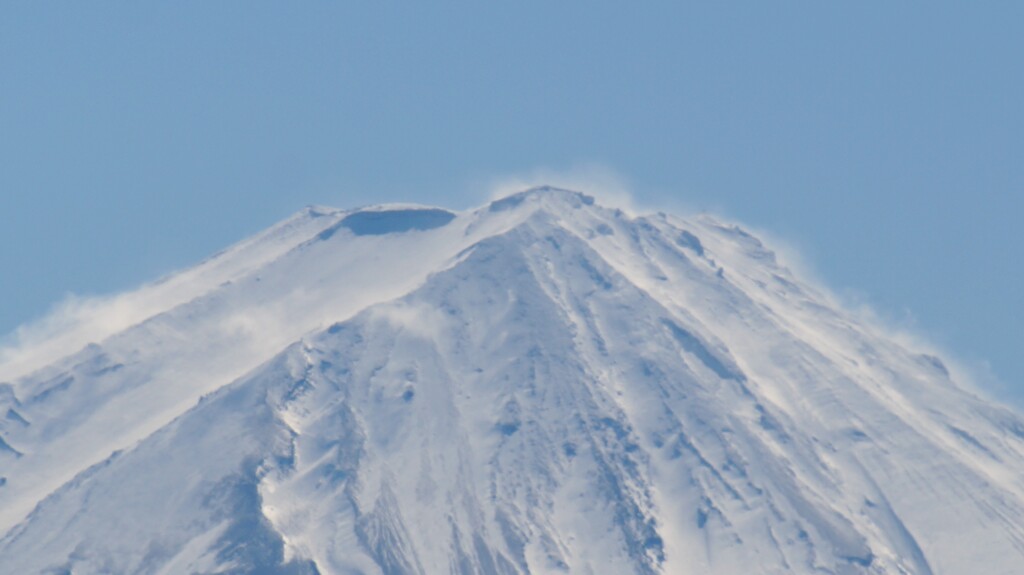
[1,3,1021,400]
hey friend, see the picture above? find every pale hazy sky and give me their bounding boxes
[1,3,1021,399]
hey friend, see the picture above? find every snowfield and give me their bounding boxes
[2,187,1023,574]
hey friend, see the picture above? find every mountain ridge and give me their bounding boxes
[1,188,1023,574]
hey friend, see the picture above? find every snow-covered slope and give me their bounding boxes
[2,188,1023,574]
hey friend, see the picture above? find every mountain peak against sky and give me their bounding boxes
[489,184,595,205]
[2,188,1024,574]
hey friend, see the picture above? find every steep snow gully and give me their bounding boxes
[2,187,1024,574]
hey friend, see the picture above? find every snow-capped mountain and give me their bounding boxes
[2,187,1023,574]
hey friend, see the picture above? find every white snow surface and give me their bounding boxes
[2,187,1024,574]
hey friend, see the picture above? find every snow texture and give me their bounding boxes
[2,187,1024,574]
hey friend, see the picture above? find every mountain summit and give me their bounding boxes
[2,188,1023,574]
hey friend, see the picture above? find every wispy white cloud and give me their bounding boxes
[369,300,452,342]
[0,290,163,383]
[0,206,336,386]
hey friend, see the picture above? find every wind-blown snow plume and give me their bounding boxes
[484,164,642,214]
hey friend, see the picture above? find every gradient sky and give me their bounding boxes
[2,3,1022,400]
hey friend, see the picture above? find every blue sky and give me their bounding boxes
[1,3,1021,399]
